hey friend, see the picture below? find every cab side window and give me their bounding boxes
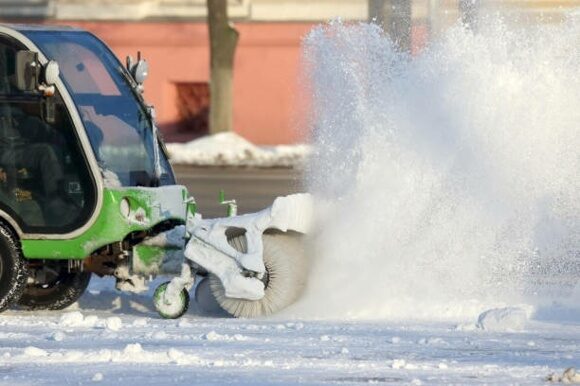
[0,35,96,234]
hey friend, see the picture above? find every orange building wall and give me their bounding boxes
[59,22,314,145]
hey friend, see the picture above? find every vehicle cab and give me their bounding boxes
[0,24,190,311]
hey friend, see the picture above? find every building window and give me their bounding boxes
[175,82,209,137]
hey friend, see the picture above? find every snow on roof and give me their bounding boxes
[166,132,311,168]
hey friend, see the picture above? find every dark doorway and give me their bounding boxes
[174,82,209,140]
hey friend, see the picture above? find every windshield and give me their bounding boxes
[23,30,174,187]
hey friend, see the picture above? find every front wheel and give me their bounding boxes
[0,224,28,312]
[209,232,308,318]
[18,261,91,310]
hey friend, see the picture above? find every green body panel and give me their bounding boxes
[134,245,166,268]
[132,244,184,276]
[21,185,188,260]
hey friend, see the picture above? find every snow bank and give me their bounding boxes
[105,316,123,331]
[23,346,48,357]
[13,343,203,366]
[57,311,124,331]
[59,312,99,328]
[202,331,248,342]
[166,132,311,168]
[476,307,529,332]
[547,368,580,384]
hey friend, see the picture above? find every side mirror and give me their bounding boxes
[15,52,59,97]
[15,50,40,92]
[132,60,148,84]
[42,60,60,86]
[126,52,148,92]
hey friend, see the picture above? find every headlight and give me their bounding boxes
[120,198,131,219]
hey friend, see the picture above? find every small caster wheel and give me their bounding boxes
[153,281,190,319]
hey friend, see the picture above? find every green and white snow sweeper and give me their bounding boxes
[0,24,311,318]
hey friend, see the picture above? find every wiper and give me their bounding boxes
[118,65,150,115]
[117,65,162,180]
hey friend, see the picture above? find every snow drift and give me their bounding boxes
[290,17,580,321]
[476,307,530,332]
[166,132,310,167]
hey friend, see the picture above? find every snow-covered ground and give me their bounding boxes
[0,277,578,385]
[166,133,310,168]
[2,14,578,386]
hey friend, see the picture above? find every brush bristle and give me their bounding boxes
[210,232,308,318]
[195,277,227,316]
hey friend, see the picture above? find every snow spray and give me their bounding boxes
[291,16,579,321]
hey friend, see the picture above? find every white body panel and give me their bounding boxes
[182,193,313,300]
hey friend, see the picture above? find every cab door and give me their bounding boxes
[0,34,97,235]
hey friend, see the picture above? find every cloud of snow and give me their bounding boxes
[290,16,580,321]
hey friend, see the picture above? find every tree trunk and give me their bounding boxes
[459,0,480,31]
[207,0,239,134]
[368,0,412,53]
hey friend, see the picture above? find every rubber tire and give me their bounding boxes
[153,281,190,319]
[209,232,308,318]
[0,224,28,312]
[18,262,91,311]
